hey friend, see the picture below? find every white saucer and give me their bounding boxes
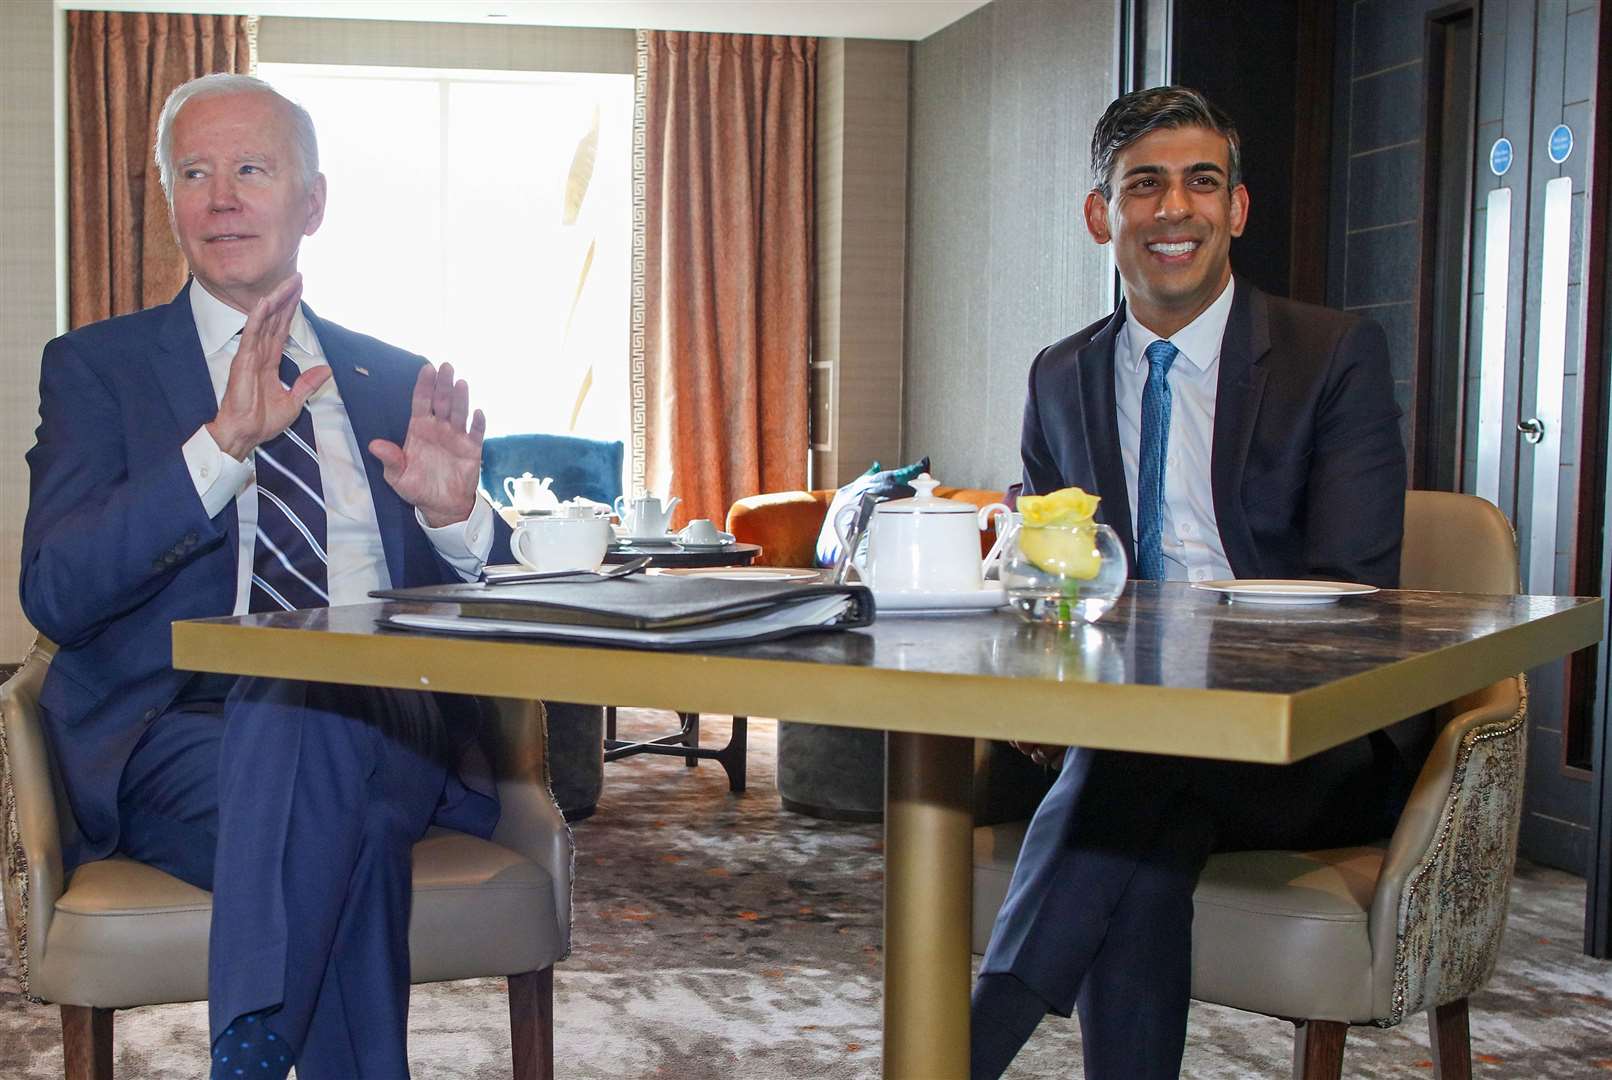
[660,567,818,582]
[613,533,679,545]
[873,584,1007,613]
[1190,579,1379,606]
[673,534,736,551]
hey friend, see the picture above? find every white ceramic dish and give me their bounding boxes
[873,584,1007,613]
[673,534,737,551]
[1190,579,1379,606]
[660,567,819,582]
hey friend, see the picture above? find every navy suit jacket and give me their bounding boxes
[21,284,514,869]
[1020,279,1406,588]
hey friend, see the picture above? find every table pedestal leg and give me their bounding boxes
[884,731,973,1079]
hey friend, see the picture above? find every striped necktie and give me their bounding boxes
[248,355,329,612]
[1135,339,1178,581]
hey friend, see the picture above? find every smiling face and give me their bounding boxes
[168,91,325,313]
[1084,124,1249,338]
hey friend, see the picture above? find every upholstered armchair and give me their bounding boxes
[0,638,572,1080]
[971,490,1528,1078]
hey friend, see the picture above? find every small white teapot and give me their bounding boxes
[613,493,682,536]
[836,473,1001,593]
[503,473,560,515]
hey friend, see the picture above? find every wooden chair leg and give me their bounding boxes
[60,1005,114,1080]
[508,968,554,1080]
[1428,998,1472,1080]
[1291,1018,1346,1080]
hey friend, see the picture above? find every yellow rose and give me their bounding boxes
[1017,487,1101,528]
[1017,523,1103,579]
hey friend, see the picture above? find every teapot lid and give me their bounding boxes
[875,473,974,514]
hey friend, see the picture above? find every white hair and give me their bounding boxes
[154,73,319,204]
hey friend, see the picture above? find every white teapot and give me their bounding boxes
[835,473,1004,593]
[503,473,560,515]
[613,493,681,536]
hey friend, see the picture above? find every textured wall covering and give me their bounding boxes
[255,17,634,73]
[0,0,59,663]
[812,39,911,487]
[904,0,1116,492]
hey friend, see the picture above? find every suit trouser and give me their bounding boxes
[115,675,456,1079]
[978,737,1395,1080]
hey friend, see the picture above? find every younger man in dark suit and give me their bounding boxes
[22,74,512,1078]
[971,87,1409,1078]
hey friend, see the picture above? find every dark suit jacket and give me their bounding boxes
[1020,278,1405,588]
[20,284,514,869]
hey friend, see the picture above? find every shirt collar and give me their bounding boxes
[188,278,316,358]
[1118,277,1236,375]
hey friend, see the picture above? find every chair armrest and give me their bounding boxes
[483,697,573,959]
[1368,675,1526,1021]
[1,640,65,1000]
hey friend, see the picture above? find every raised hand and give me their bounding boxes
[206,273,332,460]
[369,361,486,528]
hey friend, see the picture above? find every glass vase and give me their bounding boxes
[1001,522,1128,625]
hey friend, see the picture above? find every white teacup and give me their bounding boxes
[679,518,723,545]
[510,511,611,573]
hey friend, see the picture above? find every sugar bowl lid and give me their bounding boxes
[875,473,974,514]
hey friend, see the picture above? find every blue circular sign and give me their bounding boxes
[1548,124,1573,164]
[1490,137,1513,176]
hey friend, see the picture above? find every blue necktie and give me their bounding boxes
[248,355,329,612]
[1136,339,1178,581]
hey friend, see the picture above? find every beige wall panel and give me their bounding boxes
[833,39,909,482]
[813,37,909,489]
[812,38,845,486]
[0,0,59,659]
[256,17,635,73]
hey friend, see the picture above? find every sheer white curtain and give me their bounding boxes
[259,64,632,443]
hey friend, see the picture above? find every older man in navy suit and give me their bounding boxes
[970,88,1411,1078]
[22,74,512,1078]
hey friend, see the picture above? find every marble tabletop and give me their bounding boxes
[172,582,1600,765]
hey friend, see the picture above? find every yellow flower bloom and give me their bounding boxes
[1018,523,1103,579]
[1017,487,1101,528]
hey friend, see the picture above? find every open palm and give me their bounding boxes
[369,362,485,528]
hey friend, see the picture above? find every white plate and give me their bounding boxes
[873,584,1007,613]
[660,567,819,582]
[1190,579,1379,606]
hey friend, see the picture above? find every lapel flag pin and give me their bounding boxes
[354,366,370,376]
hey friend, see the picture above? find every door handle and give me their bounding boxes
[1517,417,1545,444]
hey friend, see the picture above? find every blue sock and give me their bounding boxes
[210,1010,293,1080]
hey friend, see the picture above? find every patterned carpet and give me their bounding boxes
[2,711,1609,1077]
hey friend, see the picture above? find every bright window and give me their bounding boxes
[257,63,633,444]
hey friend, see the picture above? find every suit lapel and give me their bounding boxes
[307,307,411,587]
[1079,307,1136,559]
[151,283,242,566]
[1210,279,1270,577]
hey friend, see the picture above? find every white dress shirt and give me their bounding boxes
[1113,278,1236,583]
[179,281,494,612]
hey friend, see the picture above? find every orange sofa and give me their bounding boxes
[726,485,1008,569]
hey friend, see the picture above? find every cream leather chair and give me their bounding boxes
[973,491,1527,1079]
[0,639,572,1080]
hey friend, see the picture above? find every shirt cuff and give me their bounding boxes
[182,424,254,519]
[418,496,496,582]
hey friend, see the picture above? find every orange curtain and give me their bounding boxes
[68,11,254,329]
[634,31,816,529]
